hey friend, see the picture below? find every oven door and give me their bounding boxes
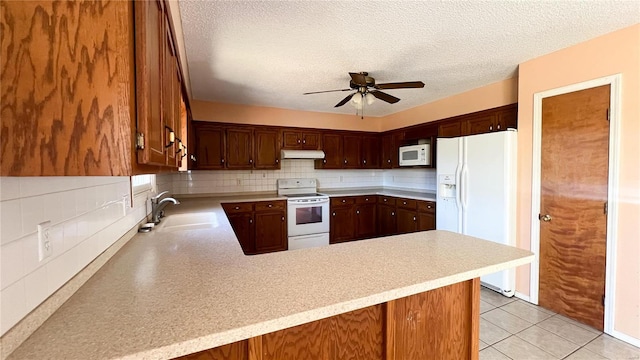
[287,198,330,237]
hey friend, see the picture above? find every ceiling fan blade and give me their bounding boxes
[370,90,400,104]
[303,88,351,95]
[349,72,368,86]
[334,93,356,107]
[375,81,425,90]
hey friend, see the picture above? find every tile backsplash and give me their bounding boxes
[0,175,168,335]
[172,159,436,195]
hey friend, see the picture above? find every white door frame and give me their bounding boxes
[529,74,622,336]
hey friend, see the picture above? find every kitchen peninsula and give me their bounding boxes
[8,197,533,360]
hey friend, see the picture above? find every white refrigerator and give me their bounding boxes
[436,130,517,297]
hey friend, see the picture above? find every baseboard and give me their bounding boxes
[608,329,640,349]
[514,291,531,303]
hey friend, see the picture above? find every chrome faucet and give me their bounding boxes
[151,191,180,224]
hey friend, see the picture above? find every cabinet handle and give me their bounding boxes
[497,123,501,130]
[388,159,391,163]
[342,199,346,203]
[249,159,253,164]
[221,158,225,164]
[356,210,360,214]
[164,126,175,148]
[365,198,369,201]
[282,216,285,221]
[268,204,272,208]
[363,159,367,164]
[344,159,347,164]
[190,155,196,162]
[427,205,432,209]
[332,212,336,216]
[323,159,327,164]
[297,139,301,144]
[234,206,240,210]
[275,159,279,164]
[403,201,407,205]
[302,139,306,144]
[392,212,395,216]
[383,199,387,202]
[489,125,493,131]
[249,219,253,224]
[413,216,416,221]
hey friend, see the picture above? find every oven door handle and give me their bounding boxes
[288,198,329,205]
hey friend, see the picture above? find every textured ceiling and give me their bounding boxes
[178,1,639,117]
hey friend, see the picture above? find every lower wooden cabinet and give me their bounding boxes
[176,278,480,360]
[377,204,397,236]
[330,198,356,244]
[396,208,419,234]
[355,198,377,239]
[222,201,287,254]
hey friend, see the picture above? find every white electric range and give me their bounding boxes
[277,179,330,250]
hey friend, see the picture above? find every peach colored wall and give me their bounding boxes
[380,78,518,131]
[516,24,640,340]
[192,101,382,132]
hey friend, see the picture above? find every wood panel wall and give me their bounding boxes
[0,1,134,176]
[175,279,480,360]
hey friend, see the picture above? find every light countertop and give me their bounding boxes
[9,197,532,360]
[320,187,437,201]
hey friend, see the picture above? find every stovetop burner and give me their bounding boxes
[285,193,325,198]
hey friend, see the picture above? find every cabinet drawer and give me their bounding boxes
[222,202,254,213]
[254,200,286,212]
[331,197,356,207]
[378,196,396,206]
[355,195,376,204]
[417,201,436,213]
[396,198,417,210]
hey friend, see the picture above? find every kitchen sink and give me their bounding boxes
[156,212,218,232]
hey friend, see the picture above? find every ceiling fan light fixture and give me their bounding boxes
[351,93,362,105]
[365,92,375,105]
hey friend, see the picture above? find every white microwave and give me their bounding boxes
[399,144,431,166]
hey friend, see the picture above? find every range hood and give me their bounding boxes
[280,149,325,159]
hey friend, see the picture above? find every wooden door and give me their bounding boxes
[163,19,177,166]
[377,205,397,236]
[356,203,377,239]
[343,134,362,168]
[135,0,166,166]
[254,129,281,170]
[438,120,462,138]
[301,132,320,150]
[319,133,343,169]
[193,124,225,170]
[226,128,253,169]
[226,212,255,255]
[397,209,418,234]
[465,114,495,135]
[255,211,287,253]
[539,85,610,330]
[330,206,355,243]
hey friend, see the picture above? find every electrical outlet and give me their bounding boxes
[37,221,52,261]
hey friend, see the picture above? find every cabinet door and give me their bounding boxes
[226,212,255,254]
[438,121,462,138]
[381,134,393,169]
[302,132,320,150]
[254,128,281,169]
[465,114,496,135]
[396,209,419,234]
[163,20,177,166]
[255,211,287,253]
[135,0,166,166]
[282,131,302,149]
[355,203,377,239]
[418,213,436,231]
[361,135,380,169]
[193,124,225,170]
[330,206,355,243]
[392,132,405,168]
[318,133,343,169]
[377,204,397,236]
[495,106,517,131]
[226,128,253,169]
[343,135,361,169]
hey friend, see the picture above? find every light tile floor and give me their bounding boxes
[479,287,640,360]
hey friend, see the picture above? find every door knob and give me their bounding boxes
[539,214,552,222]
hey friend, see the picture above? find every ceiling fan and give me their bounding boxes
[303,72,425,108]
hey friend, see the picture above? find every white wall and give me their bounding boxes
[172,160,436,195]
[0,175,168,335]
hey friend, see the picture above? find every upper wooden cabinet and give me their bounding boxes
[191,123,225,170]
[438,120,464,138]
[254,128,281,169]
[381,131,405,169]
[282,131,320,150]
[343,135,362,169]
[361,135,381,169]
[317,133,343,169]
[0,0,188,176]
[226,128,254,169]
